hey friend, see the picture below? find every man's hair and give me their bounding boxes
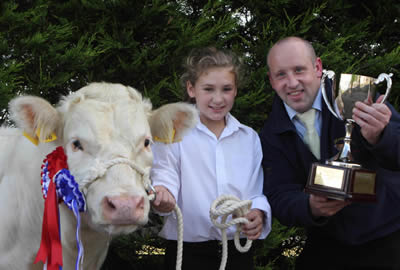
[267,36,317,68]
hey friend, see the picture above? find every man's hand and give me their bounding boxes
[309,194,350,217]
[242,209,264,240]
[151,185,176,213]
[352,95,391,145]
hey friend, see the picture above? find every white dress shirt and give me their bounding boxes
[150,113,272,242]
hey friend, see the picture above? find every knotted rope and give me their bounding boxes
[159,195,252,270]
[210,195,253,270]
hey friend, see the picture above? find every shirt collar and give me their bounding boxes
[284,87,323,120]
[196,113,244,139]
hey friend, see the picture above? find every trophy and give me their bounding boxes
[304,71,393,201]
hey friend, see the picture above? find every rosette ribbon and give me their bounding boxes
[34,147,86,270]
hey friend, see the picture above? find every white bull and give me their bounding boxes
[0,82,197,270]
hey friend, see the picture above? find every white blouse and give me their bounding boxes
[150,113,272,242]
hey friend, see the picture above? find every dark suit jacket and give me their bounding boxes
[260,88,400,245]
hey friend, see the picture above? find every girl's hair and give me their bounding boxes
[180,47,243,103]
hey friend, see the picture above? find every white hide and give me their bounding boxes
[0,82,197,270]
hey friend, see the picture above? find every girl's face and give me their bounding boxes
[187,67,237,129]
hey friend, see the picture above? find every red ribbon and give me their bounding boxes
[34,180,63,269]
[35,147,67,269]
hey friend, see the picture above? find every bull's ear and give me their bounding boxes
[9,96,61,145]
[149,102,198,144]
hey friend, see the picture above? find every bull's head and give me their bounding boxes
[9,82,197,235]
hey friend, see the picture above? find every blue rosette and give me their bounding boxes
[54,169,86,212]
[54,168,86,270]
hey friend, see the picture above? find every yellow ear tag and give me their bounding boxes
[22,128,57,146]
[154,128,176,144]
[36,128,57,143]
[23,131,39,145]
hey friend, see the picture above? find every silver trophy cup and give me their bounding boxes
[305,70,393,201]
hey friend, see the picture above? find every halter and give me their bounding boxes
[79,157,156,201]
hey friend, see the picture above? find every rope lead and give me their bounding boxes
[172,194,253,270]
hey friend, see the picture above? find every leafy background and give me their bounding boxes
[0,0,399,269]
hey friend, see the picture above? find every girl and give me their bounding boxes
[150,47,271,270]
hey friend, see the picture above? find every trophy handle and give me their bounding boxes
[374,73,393,103]
[321,70,340,118]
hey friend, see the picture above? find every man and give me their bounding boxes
[260,36,400,269]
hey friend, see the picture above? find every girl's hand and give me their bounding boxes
[242,209,264,240]
[151,185,176,213]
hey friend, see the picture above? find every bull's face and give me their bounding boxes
[9,82,197,236]
[62,97,153,235]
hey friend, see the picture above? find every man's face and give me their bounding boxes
[268,40,323,113]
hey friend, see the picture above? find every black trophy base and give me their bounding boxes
[305,162,377,202]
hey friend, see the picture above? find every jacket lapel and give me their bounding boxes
[269,96,316,180]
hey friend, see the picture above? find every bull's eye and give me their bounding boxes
[144,138,150,148]
[72,140,84,151]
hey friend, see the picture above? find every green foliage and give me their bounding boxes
[0,0,399,268]
[253,218,305,270]
[101,220,167,270]
[1,0,399,121]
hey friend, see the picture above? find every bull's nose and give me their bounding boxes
[102,195,145,225]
